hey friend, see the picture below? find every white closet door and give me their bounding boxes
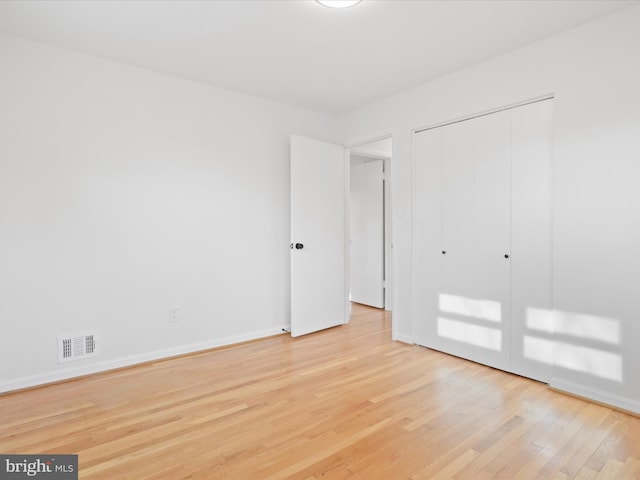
[440,119,477,362]
[413,128,443,350]
[510,100,554,382]
[469,111,511,371]
[412,99,552,380]
[439,113,511,370]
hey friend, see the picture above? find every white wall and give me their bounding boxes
[0,33,336,391]
[337,5,640,412]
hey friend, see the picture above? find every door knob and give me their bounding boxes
[504,254,509,259]
[295,243,304,250]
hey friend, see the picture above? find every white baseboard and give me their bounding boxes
[393,332,414,345]
[0,326,288,394]
[550,377,640,415]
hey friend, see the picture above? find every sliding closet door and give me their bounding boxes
[439,119,477,362]
[468,111,511,371]
[510,100,553,382]
[440,112,511,371]
[413,128,443,350]
[413,98,553,381]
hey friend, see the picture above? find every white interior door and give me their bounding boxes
[468,110,511,371]
[510,99,553,382]
[438,112,511,371]
[350,158,384,308]
[290,135,347,337]
[413,128,443,351]
[440,119,477,362]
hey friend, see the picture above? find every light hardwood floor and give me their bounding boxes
[2,303,639,479]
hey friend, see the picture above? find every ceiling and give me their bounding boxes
[0,0,636,115]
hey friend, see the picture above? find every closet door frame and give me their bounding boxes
[412,95,553,380]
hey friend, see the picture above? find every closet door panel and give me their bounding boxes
[470,111,512,371]
[510,99,553,382]
[413,128,443,350]
[440,120,476,362]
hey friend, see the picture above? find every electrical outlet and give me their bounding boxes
[169,306,180,323]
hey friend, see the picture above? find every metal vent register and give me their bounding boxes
[58,332,97,363]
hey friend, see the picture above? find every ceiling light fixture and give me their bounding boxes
[316,0,363,9]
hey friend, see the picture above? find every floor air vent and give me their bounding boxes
[58,332,98,363]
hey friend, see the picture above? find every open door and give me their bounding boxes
[290,135,347,337]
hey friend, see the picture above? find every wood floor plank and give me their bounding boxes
[1,303,639,479]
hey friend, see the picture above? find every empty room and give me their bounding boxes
[1,1,640,478]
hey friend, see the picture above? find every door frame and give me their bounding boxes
[345,134,393,318]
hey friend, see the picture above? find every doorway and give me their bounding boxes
[349,137,392,311]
